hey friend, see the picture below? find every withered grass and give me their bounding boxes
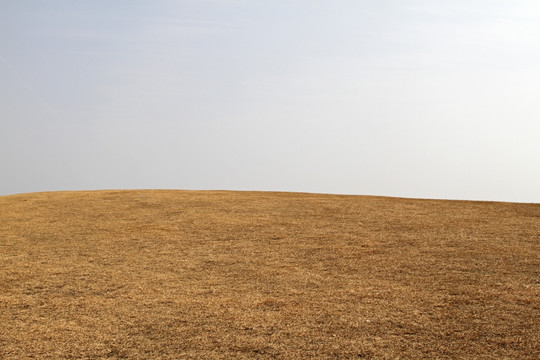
[1,190,539,359]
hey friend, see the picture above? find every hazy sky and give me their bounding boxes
[1,1,539,202]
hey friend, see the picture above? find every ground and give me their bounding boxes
[1,190,539,359]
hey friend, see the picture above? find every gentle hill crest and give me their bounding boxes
[1,190,539,359]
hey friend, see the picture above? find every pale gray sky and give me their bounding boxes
[1,0,539,202]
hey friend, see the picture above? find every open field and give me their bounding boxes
[0,190,539,359]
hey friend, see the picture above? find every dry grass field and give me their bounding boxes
[0,190,539,359]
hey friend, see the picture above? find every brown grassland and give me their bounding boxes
[0,190,539,359]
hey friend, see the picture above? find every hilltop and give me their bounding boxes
[1,190,539,359]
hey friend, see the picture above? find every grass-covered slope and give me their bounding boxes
[1,190,539,359]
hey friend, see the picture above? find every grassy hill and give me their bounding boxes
[1,190,538,359]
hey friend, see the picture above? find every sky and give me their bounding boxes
[1,0,539,202]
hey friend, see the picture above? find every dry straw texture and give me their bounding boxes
[1,190,539,359]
